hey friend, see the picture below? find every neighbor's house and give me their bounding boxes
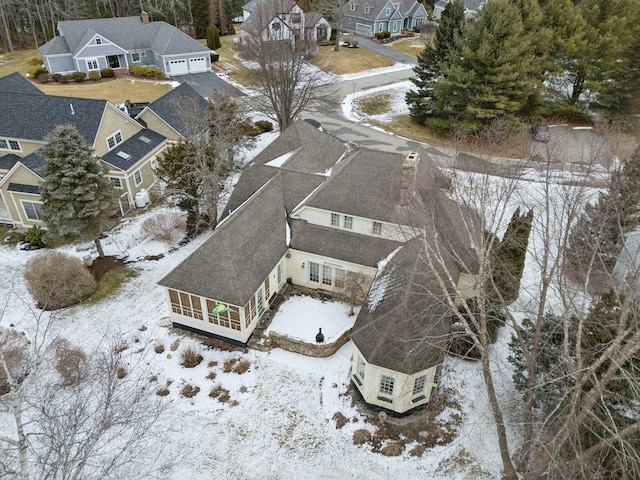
[39,12,212,77]
[0,72,167,227]
[433,0,484,20]
[135,83,209,142]
[241,0,331,45]
[158,120,478,414]
[343,0,427,37]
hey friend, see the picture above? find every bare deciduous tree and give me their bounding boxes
[239,0,337,130]
[417,125,640,479]
[0,289,167,479]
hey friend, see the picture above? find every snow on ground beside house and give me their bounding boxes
[264,295,357,343]
[342,79,412,125]
[338,62,414,82]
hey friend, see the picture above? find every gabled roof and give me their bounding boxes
[38,36,72,56]
[351,238,454,375]
[241,0,299,34]
[252,120,348,175]
[101,129,166,171]
[7,182,40,194]
[0,154,20,171]
[290,219,402,267]
[159,175,289,306]
[46,16,209,58]
[302,147,445,224]
[139,83,208,139]
[0,72,44,95]
[221,163,325,221]
[0,89,106,145]
[19,150,48,177]
[346,0,424,21]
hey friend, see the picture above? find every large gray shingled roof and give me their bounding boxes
[159,175,289,307]
[0,72,44,95]
[139,83,208,138]
[0,91,106,145]
[101,129,166,171]
[40,16,209,57]
[351,238,454,375]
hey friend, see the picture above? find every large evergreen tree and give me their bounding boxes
[432,0,545,131]
[40,125,114,258]
[405,0,465,123]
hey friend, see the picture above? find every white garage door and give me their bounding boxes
[167,59,189,75]
[188,57,208,73]
[355,23,373,37]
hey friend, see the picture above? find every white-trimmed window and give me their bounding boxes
[95,37,102,45]
[272,21,281,31]
[86,58,99,70]
[22,201,44,221]
[372,221,382,235]
[131,52,141,62]
[357,356,365,379]
[385,7,390,15]
[256,289,264,314]
[335,268,345,289]
[380,375,394,395]
[168,290,203,320]
[392,22,398,32]
[110,177,122,189]
[413,375,427,395]
[330,213,340,226]
[309,261,319,282]
[364,3,370,14]
[277,262,282,284]
[350,1,356,11]
[291,12,301,23]
[378,23,384,32]
[107,131,123,150]
[133,169,142,186]
[150,156,158,170]
[0,139,21,151]
[343,215,353,229]
[322,265,332,286]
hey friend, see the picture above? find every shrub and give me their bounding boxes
[71,71,87,82]
[255,120,273,132]
[180,346,203,368]
[56,74,71,83]
[170,339,180,351]
[0,328,31,394]
[156,387,170,396]
[239,385,247,393]
[100,68,115,78]
[353,429,372,445]
[207,360,218,368]
[24,252,97,309]
[141,211,186,244]
[381,442,403,457]
[28,65,48,79]
[206,370,216,380]
[180,384,201,398]
[223,358,238,373]
[154,343,165,354]
[53,338,87,386]
[128,65,163,78]
[409,444,425,457]
[333,412,347,429]
[116,365,127,379]
[88,71,101,81]
[23,225,46,247]
[233,359,250,374]
[209,384,230,402]
[27,57,43,66]
[36,73,50,83]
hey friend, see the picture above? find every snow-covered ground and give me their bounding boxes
[0,67,606,479]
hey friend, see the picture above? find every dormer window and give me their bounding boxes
[95,37,102,45]
[350,1,356,11]
[364,3,370,14]
[385,7,390,15]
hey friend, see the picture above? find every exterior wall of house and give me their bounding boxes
[350,345,440,414]
[0,138,47,158]
[0,163,45,227]
[285,248,376,294]
[293,206,423,242]
[165,258,288,344]
[135,111,182,142]
[44,54,75,74]
[94,105,144,157]
[0,192,11,224]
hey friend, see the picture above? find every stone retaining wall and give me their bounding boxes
[264,328,352,357]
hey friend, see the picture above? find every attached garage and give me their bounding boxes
[167,59,189,75]
[188,57,208,73]
[355,23,373,37]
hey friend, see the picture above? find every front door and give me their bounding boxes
[107,55,121,68]
[317,26,327,41]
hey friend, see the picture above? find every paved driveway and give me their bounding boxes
[349,35,417,65]
[174,71,244,99]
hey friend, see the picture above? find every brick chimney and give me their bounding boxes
[141,10,150,24]
[400,152,419,206]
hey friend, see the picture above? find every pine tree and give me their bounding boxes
[206,25,222,49]
[405,0,465,123]
[432,0,546,131]
[40,125,114,258]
